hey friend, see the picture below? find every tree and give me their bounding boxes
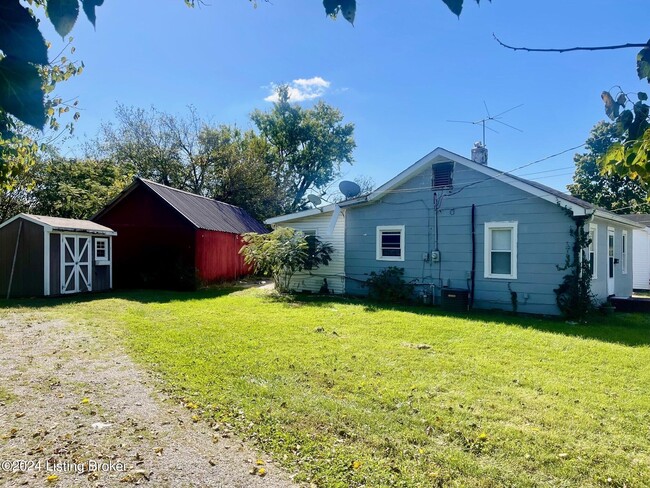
[239,227,333,293]
[199,125,283,220]
[568,121,650,213]
[29,158,132,219]
[94,105,284,221]
[251,86,356,213]
[599,88,650,184]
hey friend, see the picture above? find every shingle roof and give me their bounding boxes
[18,214,116,234]
[138,179,267,234]
[622,214,650,226]
[506,174,595,210]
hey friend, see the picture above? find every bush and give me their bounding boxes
[365,267,414,303]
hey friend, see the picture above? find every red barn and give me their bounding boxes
[93,178,267,290]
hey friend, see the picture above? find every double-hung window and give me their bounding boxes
[376,226,405,261]
[484,222,517,279]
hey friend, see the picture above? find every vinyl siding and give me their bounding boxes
[632,228,650,290]
[345,163,580,315]
[273,210,346,294]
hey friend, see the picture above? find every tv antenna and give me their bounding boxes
[447,102,523,145]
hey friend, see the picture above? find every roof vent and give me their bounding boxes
[471,142,488,165]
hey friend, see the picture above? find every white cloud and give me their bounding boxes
[264,77,332,102]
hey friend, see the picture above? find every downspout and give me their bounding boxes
[470,204,476,310]
[6,220,23,299]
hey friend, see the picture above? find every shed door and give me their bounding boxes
[61,235,92,294]
[607,228,615,296]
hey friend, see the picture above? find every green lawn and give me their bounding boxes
[3,288,650,487]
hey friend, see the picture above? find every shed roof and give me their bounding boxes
[95,178,267,234]
[0,213,116,235]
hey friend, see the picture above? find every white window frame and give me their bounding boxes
[484,221,518,279]
[588,223,598,280]
[376,225,405,261]
[622,230,628,274]
[95,237,109,264]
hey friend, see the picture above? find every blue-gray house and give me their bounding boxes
[266,147,641,315]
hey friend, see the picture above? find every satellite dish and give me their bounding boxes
[307,194,322,207]
[339,181,361,199]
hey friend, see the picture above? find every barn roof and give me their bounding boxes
[0,213,116,235]
[95,178,267,234]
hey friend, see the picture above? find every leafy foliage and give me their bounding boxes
[365,267,414,303]
[94,105,283,221]
[568,121,649,213]
[0,0,98,129]
[30,158,132,219]
[554,215,596,321]
[251,86,356,213]
[240,227,333,293]
[599,89,650,184]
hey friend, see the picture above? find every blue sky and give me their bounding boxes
[43,0,648,194]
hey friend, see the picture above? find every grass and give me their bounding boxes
[2,288,650,487]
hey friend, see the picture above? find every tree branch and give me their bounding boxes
[493,34,649,54]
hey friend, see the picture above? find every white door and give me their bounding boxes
[61,235,92,294]
[607,228,615,296]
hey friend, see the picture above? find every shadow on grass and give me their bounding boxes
[264,292,650,348]
[0,286,245,310]
[2,288,649,348]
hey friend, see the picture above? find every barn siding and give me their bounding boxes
[194,231,251,283]
[94,184,196,289]
[274,210,346,294]
[0,219,44,298]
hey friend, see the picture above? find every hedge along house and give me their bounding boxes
[93,178,267,290]
[267,147,641,315]
[0,214,116,298]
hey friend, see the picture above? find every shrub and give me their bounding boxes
[240,228,333,293]
[365,267,414,303]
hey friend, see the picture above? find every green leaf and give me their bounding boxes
[639,92,648,101]
[47,0,80,38]
[322,0,338,16]
[442,0,463,16]
[340,0,355,24]
[0,56,45,129]
[0,1,48,64]
[81,0,103,27]
[637,43,650,82]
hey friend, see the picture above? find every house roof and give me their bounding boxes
[95,178,267,234]
[622,214,650,227]
[0,213,116,235]
[266,147,641,228]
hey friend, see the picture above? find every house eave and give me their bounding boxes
[591,210,644,229]
[265,204,336,225]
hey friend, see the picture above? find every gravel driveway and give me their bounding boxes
[0,312,299,488]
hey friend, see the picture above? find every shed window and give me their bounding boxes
[588,223,597,279]
[433,162,454,189]
[376,226,405,261]
[484,222,518,279]
[95,238,109,262]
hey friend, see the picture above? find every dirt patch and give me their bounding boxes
[0,313,298,488]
